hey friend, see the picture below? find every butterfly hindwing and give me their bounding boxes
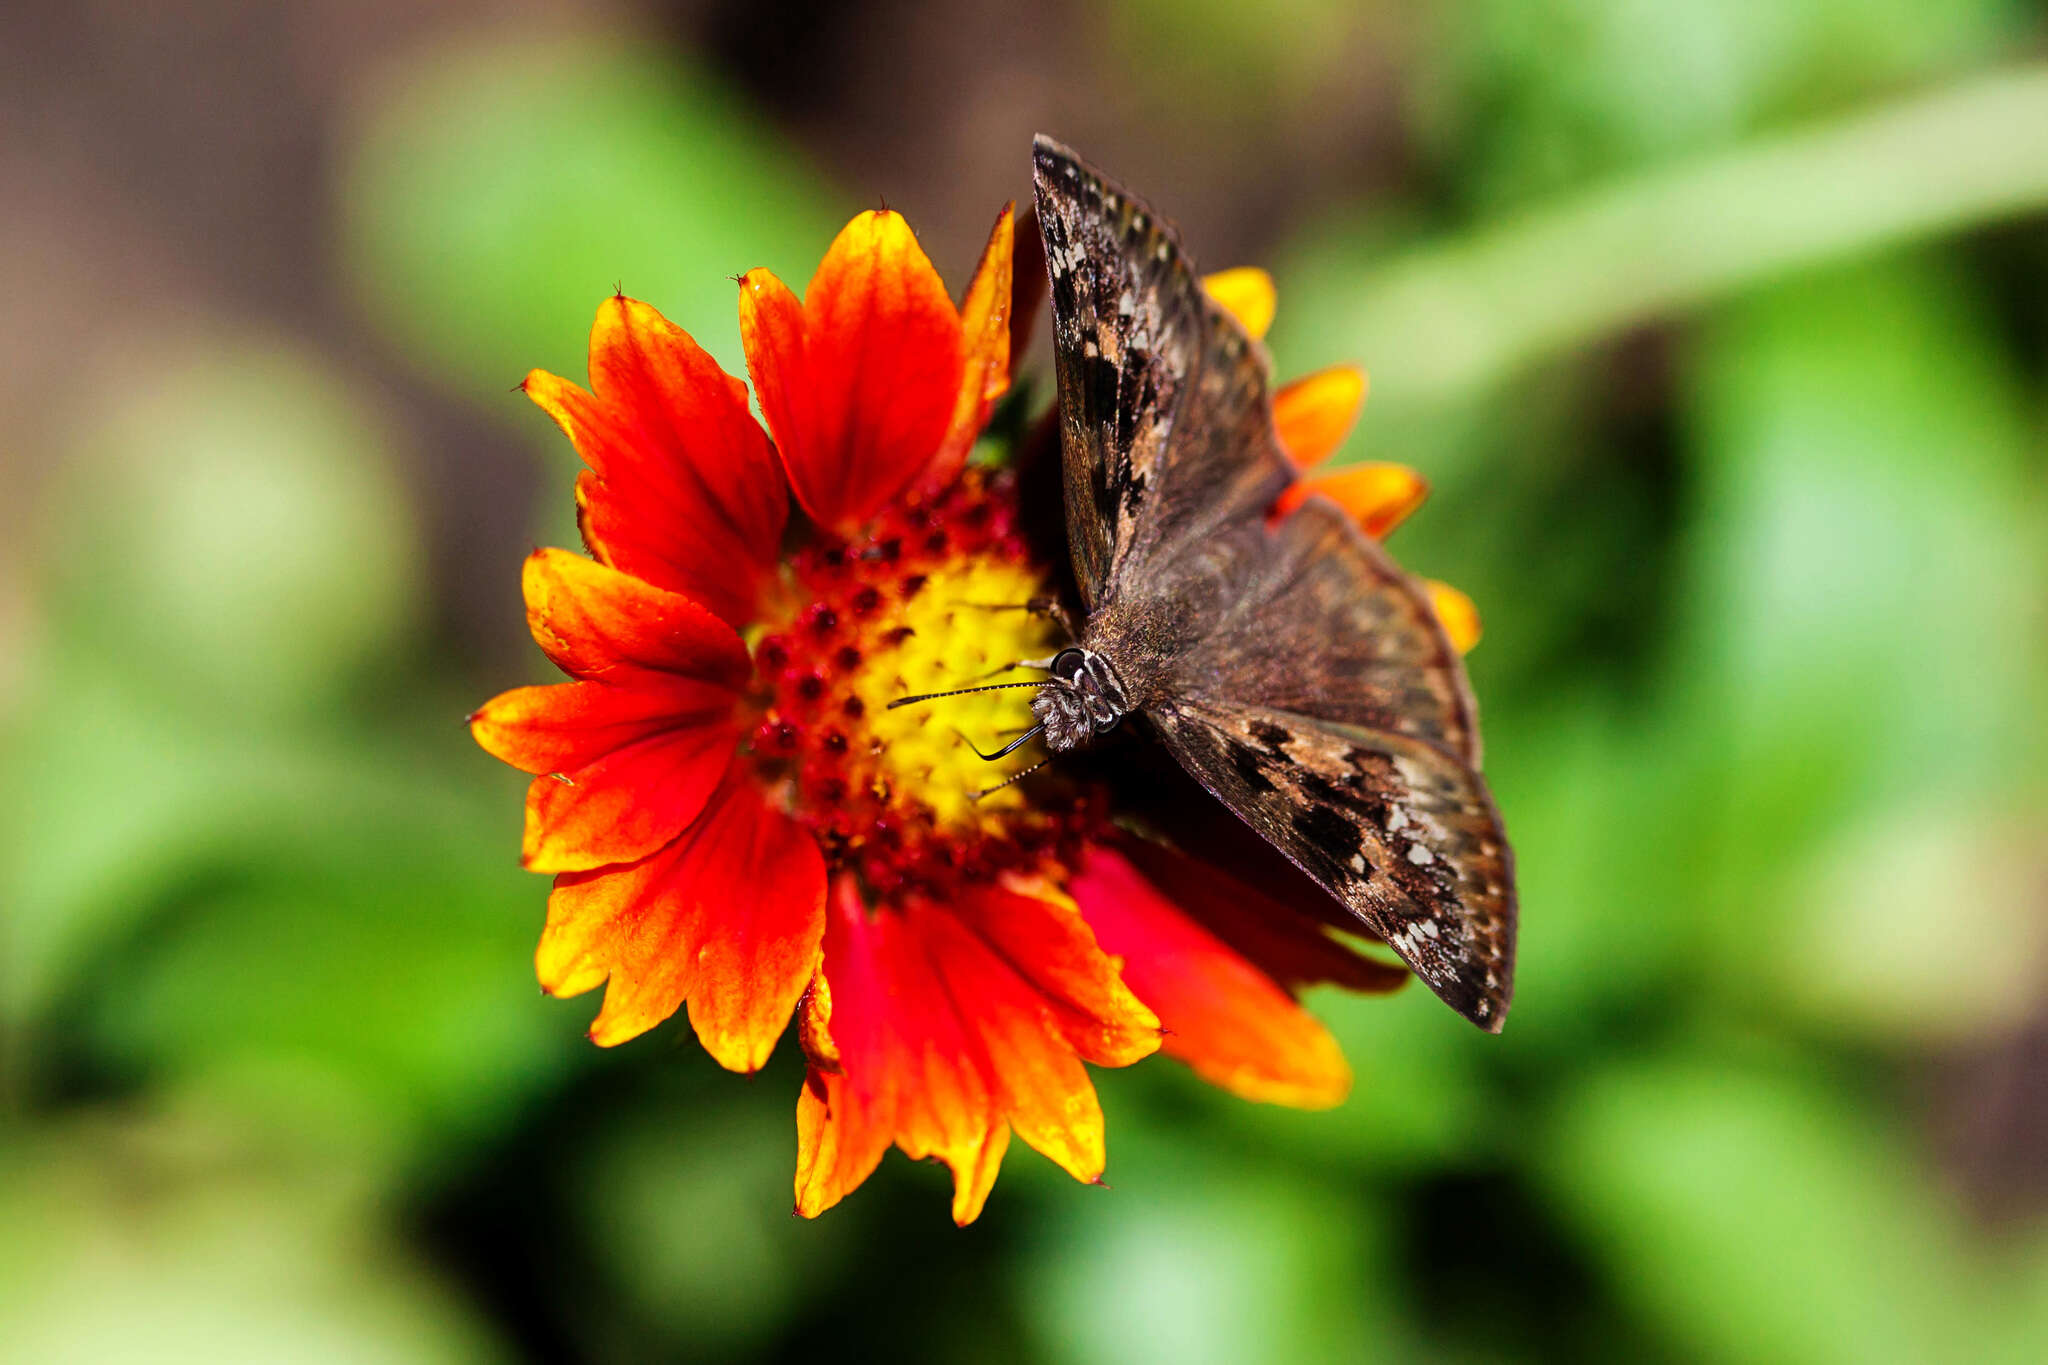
[1150,701,1516,1030]
[1163,494,1483,765]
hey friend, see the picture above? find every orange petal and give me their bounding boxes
[918,205,1014,497]
[520,549,750,688]
[793,881,1159,1225]
[960,879,1162,1069]
[539,765,825,1065]
[1278,462,1430,539]
[1272,364,1368,468]
[1428,580,1482,654]
[523,297,786,627]
[1203,267,1277,340]
[741,211,965,533]
[520,722,736,872]
[1071,845,1396,1109]
[481,552,750,871]
[472,677,733,777]
[797,969,839,1072]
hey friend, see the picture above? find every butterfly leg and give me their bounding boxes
[951,724,1045,762]
[971,756,1052,801]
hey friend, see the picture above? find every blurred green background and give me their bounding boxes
[4,2,2047,1361]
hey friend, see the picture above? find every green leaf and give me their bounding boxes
[1539,1052,1988,1365]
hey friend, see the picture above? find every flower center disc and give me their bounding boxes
[744,475,1083,898]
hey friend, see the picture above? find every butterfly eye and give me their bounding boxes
[1050,648,1088,681]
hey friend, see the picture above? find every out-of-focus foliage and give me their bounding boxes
[341,35,841,395]
[5,2,2047,1362]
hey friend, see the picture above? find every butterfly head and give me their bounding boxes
[1030,648,1130,752]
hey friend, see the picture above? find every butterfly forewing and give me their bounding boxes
[1034,138,1293,611]
[1031,135,1518,1030]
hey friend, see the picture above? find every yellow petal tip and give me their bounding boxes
[1202,267,1278,340]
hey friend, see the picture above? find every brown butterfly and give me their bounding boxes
[1020,135,1518,1030]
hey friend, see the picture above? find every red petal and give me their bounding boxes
[1272,364,1367,468]
[524,297,785,627]
[1115,840,1409,998]
[1072,844,1404,1110]
[917,205,1014,497]
[538,765,825,1065]
[740,211,965,533]
[520,548,750,687]
[793,880,1159,1225]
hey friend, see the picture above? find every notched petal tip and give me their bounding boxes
[945,1124,1011,1226]
[919,203,1017,497]
[749,208,966,531]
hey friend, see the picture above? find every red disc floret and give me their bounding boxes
[739,471,1100,901]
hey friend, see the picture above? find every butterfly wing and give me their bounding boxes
[1150,700,1516,1030]
[1164,494,1483,764]
[1033,136,1293,608]
[1034,137,1476,757]
[1033,135,1516,1027]
[1147,494,1514,1026]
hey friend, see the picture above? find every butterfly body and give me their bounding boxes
[1030,647,1131,749]
[1031,135,1519,1031]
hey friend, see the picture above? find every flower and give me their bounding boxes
[473,202,1476,1224]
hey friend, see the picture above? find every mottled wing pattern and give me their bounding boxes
[1168,495,1483,765]
[1032,136,1292,608]
[1151,701,1516,1030]
[1033,134,1517,1029]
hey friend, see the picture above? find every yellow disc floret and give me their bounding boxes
[742,471,1084,894]
[848,558,1064,830]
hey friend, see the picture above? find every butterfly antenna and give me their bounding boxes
[952,724,1045,762]
[886,679,1048,710]
[972,757,1051,801]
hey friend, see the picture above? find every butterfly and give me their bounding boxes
[1024,135,1517,1030]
